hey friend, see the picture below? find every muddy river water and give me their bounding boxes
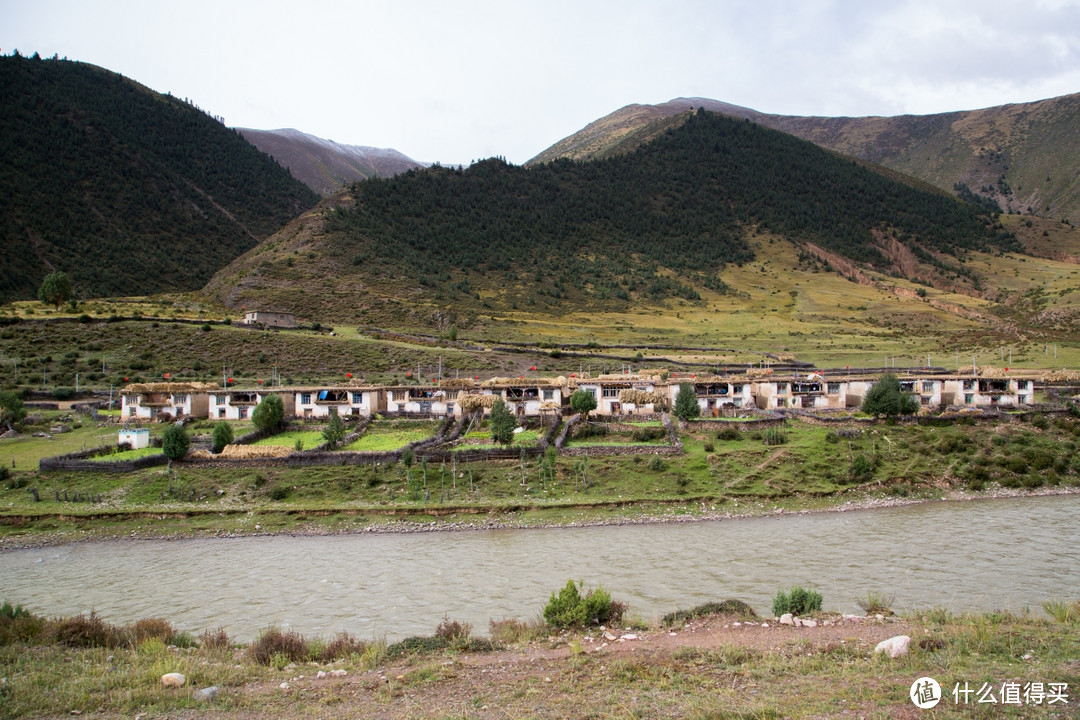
[1,494,1077,641]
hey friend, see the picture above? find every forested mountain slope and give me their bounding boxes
[205,110,1015,324]
[0,54,319,302]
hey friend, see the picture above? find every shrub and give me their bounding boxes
[716,427,741,441]
[763,427,787,446]
[631,426,665,442]
[51,387,76,400]
[772,586,823,616]
[50,611,128,648]
[249,627,310,665]
[0,601,44,646]
[1031,415,1049,430]
[211,421,234,454]
[200,323,212,332]
[574,422,609,439]
[862,373,919,416]
[543,580,625,628]
[569,389,598,417]
[662,599,758,626]
[489,618,546,644]
[702,442,715,452]
[850,454,874,482]
[434,618,473,649]
[824,431,839,444]
[267,483,291,501]
[199,627,231,651]
[489,399,515,446]
[856,590,895,616]
[647,457,667,472]
[132,617,176,644]
[319,631,366,661]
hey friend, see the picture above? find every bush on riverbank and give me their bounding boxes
[662,599,758,626]
[772,586,823,616]
[543,579,626,627]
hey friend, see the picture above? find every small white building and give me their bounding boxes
[118,428,150,449]
[242,311,296,328]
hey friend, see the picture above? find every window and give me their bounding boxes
[445,390,459,400]
[732,384,743,393]
[733,398,742,407]
[776,383,788,393]
[602,388,619,398]
[543,389,554,400]
[447,403,455,413]
[392,389,408,401]
[171,394,188,404]
[922,381,935,393]
[239,407,248,419]
[963,380,974,390]
[827,383,840,394]
[1018,394,1027,404]
[351,392,364,404]
[214,394,226,405]
[218,409,226,418]
[964,393,974,404]
[300,393,312,405]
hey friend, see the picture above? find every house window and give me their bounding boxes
[171,394,188,404]
[392,390,408,401]
[964,393,974,404]
[827,383,840,394]
[447,403,455,413]
[1019,394,1027,404]
[963,380,974,390]
[445,390,459,400]
[732,384,743,393]
[351,392,363,404]
[733,398,742,407]
[543,389,554,401]
[239,407,248,419]
[300,393,312,405]
[602,388,619,398]
[214,394,226,405]
[922,381,935,393]
[777,383,788,394]
[218,409,226,418]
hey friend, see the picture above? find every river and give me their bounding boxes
[1,494,1077,642]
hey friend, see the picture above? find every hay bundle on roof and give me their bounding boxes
[1044,369,1080,382]
[539,400,561,411]
[459,393,501,412]
[123,381,220,394]
[978,366,1010,378]
[439,378,477,390]
[217,444,293,459]
[745,368,771,378]
[619,389,667,406]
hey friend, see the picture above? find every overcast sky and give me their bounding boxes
[4,0,1079,165]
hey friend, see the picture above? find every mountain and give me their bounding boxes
[0,54,319,303]
[203,109,1016,327]
[237,128,427,196]
[527,94,1080,224]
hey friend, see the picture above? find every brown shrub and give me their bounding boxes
[318,631,366,662]
[49,611,128,648]
[248,627,310,665]
[132,617,175,644]
[199,627,231,651]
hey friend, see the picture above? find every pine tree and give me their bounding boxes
[674,383,701,421]
[489,399,516,446]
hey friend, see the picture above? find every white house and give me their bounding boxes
[118,428,150,449]
[121,382,216,421]
[293,386,384,418]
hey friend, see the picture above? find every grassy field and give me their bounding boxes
[0,599,1076,719]
[251,430,326,450]
[86,446,162,463]
[3,412,1079,544]
[342,420,441,452]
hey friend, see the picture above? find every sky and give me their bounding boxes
[4,0,1080,166]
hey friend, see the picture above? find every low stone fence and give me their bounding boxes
[558,443,683,458]
[682,417,786,432]
[39,446,168,473]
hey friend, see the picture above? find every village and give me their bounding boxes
[120,367,1044,424]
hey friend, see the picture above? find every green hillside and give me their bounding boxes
[205,109,1015,324]
[528,94,1080,225]
[0,53,319,302]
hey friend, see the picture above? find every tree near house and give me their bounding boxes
[569,389,597,418]
[162,423,190,462]
[674,383,701,421]
[252,394,285,433]
[211,420,233,454]
[37,271,73,310]
[861,373,919,416]
[322,408,346,448]
[489,398,516,446]
[0,390,27,431]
